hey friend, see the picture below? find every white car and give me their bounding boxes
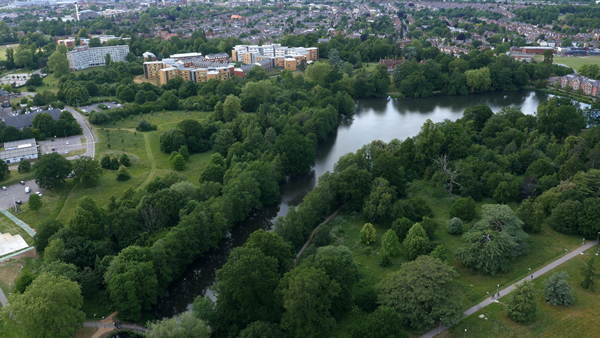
[36,192,42,197]
[65,150,69,154]
[66,141,69,145]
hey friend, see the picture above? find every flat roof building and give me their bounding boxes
[0,138,38,164]
[67,45,130,70]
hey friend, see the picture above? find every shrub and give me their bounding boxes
[391,217,413,241]
[110,157,120,170]
[136,120,152,132]
[119,153,132,167]
[89,111,110,125]
[18,160,31,174]
[100,155,111,169]
[446,217,463,235]
[359,223,376,245]
[116,165,130,181]
[171,154,186,171]
[449,197,476,222]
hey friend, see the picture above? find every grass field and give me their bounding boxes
[14,110,213,225]
[0,213,33,246]
[0,44,19,61]
[447,247,600,338]
[534,55,600,71]
[331,180,590,336]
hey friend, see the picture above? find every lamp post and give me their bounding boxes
[496,284,499,295]
[94,314,97,329]
[465,328,467,337]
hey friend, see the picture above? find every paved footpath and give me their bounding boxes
[421,240,598,338]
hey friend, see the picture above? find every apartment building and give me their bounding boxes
[144,54,233,85]
[66,45,130,70]
[232,44,319,67]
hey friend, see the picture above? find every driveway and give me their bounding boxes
[0,180,43,210]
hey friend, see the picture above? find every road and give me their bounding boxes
[65,106,96,159]
[421,240,599,338]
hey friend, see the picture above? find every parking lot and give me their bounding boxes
[38,135,87,157]
[78,101,122,114]
[0,180,43,210]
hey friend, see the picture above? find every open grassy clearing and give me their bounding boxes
[534,54,600,71]
[0,44,19,61]
[21,110,212,224]
[446,247,600,338]
[332,180,589,336]
[0,213,33,247]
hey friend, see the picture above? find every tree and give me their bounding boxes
[351,307,409,338]
[303,246,359,318]
[446,217,463,235]
[450,196,476,222]
[18,160,31,174]
[434,154,461,199]
[543,49,553,65]
[494,181,511,204]
[116,165,131,181]
[88,37,101,47]
[359,223,376,245]
[244,229,293,275]
[33,153,72,189]
[536,97,586,140]
[28,193,42,211]
[146,311,211,338]
[380,229,400,266]
[105,53,112,65]
[516,197,544,233]
[403,223,430,260]
[245,66,268,81]
[239,321,283,338]
[105,246,158,321]
[116,84,135,103]
[378,255,462,330]
[171,154,186,171]
[549,200,584,235]
[507,281,538,324]
[465,67,492,92]
[463,104,493,131]
[455,204,528,275]
[213,247,280,336]
[33,219,63,253]
[13,269,35,293]
[580,255,597,290]
[0,159,9,181]
[273,129,316,176]
[2,273,85,338]
[543,271,574,306]
[178,145,189,161]
[363,178,396,224]
[48,50,69,78]
[72,156,103,186]
[100,154,111,169]
[278,266,340,338]
[119,153,132,167]
[223,94,241,121]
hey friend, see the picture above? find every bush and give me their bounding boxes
[119,154,131,167]
[110,157,120,170]
[89,111,110,124]
[449,197,476,222]
[100,155,111,169]
[446,217,463,235]
[136,120,152,132]
[98,104,108,110]
[391,217,413,241]
[359,223,376,245]
[28,193,42,211]
[171,154,186,171]
[18,160,31,174]
[116,165,130,181]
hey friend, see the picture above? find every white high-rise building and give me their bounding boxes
[66,45,130,70]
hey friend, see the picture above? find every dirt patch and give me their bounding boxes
[133,75,159,85]
[0,249,38,292]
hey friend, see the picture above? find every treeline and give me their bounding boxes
[513,4,600,33]
[27,64,354,323]
[392,48,573,97]
[192,96,600,336]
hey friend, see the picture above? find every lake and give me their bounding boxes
[151,90,555,318]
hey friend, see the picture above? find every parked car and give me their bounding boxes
[36,192,42,197]
[15,201,22,205]
[51,147,55,151]
[65,150,69,154]
[25,187,30,193]
[66,141,69,145]
[2,186,6,191]
[19,181,25,185]
[51,139,54,142]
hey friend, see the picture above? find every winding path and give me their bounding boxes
[421,240,598,338]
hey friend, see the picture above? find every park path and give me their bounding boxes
[83,311,148,337]
[294,204,345,267]
[421,240,598,338]
[1,210,35,236]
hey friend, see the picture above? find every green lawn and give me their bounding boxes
[331,180,591,336]
[534,54,600,71]
[0,212,33,247]
[0,170,34,188]
[0,44,19,61]
[17,110,212,225]
[447,247,600,338]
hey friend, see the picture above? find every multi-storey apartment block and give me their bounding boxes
[143,53,233,85]
[231,44,318,69]
[66,45,130,70]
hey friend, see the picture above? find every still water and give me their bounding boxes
[152,90,553,318]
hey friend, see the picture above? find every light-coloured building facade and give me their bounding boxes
[0,138,38,164]
[144,55,233,85]
[232,44,318,65]
[66,45,130,70]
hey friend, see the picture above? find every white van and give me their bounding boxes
[25,187,30,194]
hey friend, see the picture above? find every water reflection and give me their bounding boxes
[151,90,553,318]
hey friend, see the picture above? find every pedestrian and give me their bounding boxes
[492,294,495,299]
[497,292,500,298]
[531,274,533,279]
